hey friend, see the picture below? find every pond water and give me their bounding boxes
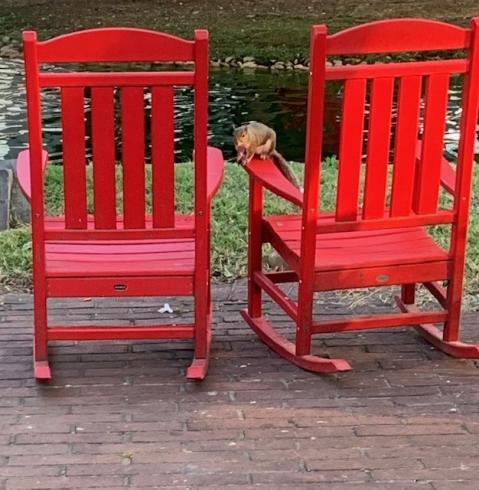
[0,59,477,163]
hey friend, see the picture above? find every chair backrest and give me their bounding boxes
[23,28,208,240]
[302,19,479,236]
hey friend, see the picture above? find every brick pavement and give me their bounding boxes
[1,280,479,489]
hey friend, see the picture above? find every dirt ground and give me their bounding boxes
[1,0,478,61]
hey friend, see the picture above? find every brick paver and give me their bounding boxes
[1,280,479,489]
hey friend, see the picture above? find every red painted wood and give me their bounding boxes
[326,59,468,81]
[151,86,175,228]
[206,146,225,204]
[121,87,146,229]
[91,87,117,229]
[186,357,210,380]
[40,72,195,88]
[241,18,479,374]
[312,310,447,334]
[390,76,422,216]
[414,74,450,214]
[416,323,479,358]
[315,212,454,233]
[424,281,448,308]
[44,228,195,241]
[193,29,210,360]
[266,216,449,271]
[363,77,394,219]
[248,178,264,318]
[16,149,48,202]
[444,17,479,342]
[440,160,457,195]
[61,87,88,228]
[297,25,328,356]
[314,262,449,291]
[47,276,194,297]
[240,310,352,373]
[264,211,454,235]
[401,283,416,305]
[33,361,51,380]
[245,157,303,207]
[20,27,223,379]
[43,215,196,241]
[37,28,195,63]
[253,271,298,321]
[415,140,456,195]
[44,214,194,229]
[45,238,196,277]
[396,300,479,357]
[23,32,49,375]
[264,271,299,284]
[326,19,470,55]
[336,78,366,221]
[47,325,195,341]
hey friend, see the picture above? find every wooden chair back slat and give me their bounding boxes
[389,75,422,217]
[91,87,117,229]
[121,87,146,229]
[335,78,366,221]
[413,74,450,214]
[61,87,88,229]
[151,86,175,228]
[362,77,394,219]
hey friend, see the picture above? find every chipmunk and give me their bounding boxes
[233,121,301,189]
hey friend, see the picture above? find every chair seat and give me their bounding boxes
[45,216,195,278]
[265,214,449,271]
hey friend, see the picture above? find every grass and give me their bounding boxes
[1,0,479,62]
[1,159,478,305]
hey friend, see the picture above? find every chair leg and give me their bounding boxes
[296,281,315,356]
[401,283,416,305]
[248,178,263,318]
[187,272,211,380]
[33,288,51,380]
[443,276,463,342]
[420,274,478,357]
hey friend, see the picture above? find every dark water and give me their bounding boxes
[0,59,475,163]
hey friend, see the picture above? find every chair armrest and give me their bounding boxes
[16,149,49,203]
[245,157,304,208]
[206,146,225,204]
[415,140,455,195]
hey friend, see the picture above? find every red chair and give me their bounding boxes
[17,28,224,380]
[242,18,479,373]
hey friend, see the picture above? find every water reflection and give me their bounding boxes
[0,59,476,163]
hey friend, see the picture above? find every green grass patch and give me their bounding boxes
[1,160,478,306]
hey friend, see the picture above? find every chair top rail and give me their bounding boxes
[39,71,195,88]
[325,59,468,81]
[315,210,455,234]
[24,28,195,63]
[326,18,471,55]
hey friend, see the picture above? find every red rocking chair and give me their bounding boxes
[242,18,479,373]
[18,28,224,380]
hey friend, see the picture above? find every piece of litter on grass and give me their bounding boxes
[158,303,173,314]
